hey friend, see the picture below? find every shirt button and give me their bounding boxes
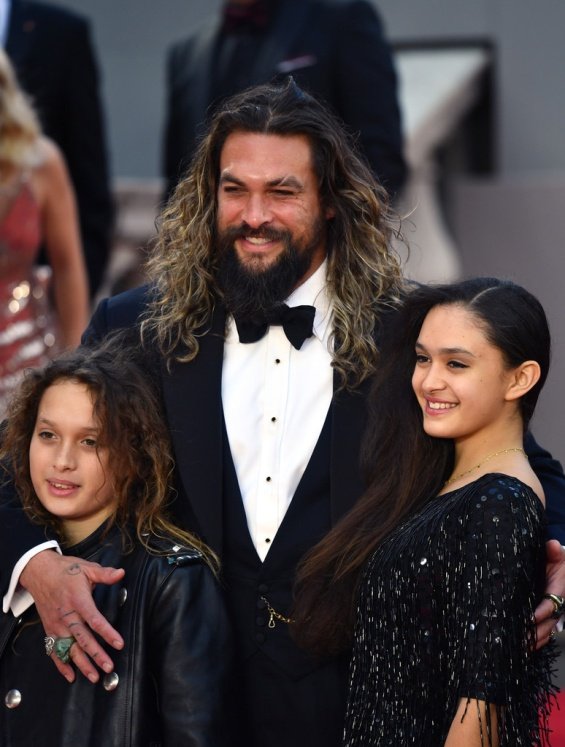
[266,476,271,482]
[275,358,281,364]
[258,583,269,593]
[271,416,276,422]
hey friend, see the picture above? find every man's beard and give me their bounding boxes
[216,221,325,323]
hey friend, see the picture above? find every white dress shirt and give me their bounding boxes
[222,260,334,560]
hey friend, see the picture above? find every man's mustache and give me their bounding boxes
[220,224,291,243]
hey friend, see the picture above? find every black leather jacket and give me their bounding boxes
[0,524,234,746]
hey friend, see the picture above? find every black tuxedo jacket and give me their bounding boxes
[82,285,369,559]
[164,0,406,196]
[6,0,113,296]
[83,285,375,733]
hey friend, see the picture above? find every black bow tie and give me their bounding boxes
[234,304,316,350]
[222,1,270,33]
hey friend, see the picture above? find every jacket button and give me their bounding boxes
[118,588,128,606]
[103,672,120,691]
[5,689,22,709]
[257,583,269,593]
[255,633,265,644]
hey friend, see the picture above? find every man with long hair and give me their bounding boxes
[3,80,565,747]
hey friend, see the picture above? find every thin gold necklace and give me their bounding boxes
[444,447,526,487]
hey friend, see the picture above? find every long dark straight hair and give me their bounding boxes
[292,277,551,657]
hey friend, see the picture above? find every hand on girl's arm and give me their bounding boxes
[20,549,125,682]
[535,539,565,648]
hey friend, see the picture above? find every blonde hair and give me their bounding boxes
[142,79,405,389]
[0,49,41,174]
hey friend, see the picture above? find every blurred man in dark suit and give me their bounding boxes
[5,0,114,297]
[164,0,406,199]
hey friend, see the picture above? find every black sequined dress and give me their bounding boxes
[344,474,556,746]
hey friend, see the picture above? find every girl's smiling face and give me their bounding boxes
[411,304,519,443]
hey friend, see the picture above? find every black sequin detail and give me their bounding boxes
[344,474,557,746]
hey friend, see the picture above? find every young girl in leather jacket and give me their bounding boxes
[0,338,233,747]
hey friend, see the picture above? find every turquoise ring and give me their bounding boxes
[53,636,76,664]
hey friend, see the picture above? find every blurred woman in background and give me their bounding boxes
[0,48,89,417]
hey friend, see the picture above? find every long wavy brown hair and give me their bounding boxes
[142,78,405,388]
[0,335,218,572]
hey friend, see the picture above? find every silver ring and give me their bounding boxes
[44,635,56,657]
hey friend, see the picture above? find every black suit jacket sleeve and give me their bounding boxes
[332,0,406,195]
[82,284,153,345]
[0,476,53,594]
[1,409,51,595]
[525,431,565,543]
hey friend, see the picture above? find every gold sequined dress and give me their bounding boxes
[0,176,59,417]
[344,473,556,746]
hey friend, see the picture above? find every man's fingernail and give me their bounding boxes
[113,639,124,648]
[88,673,98,683]
[103,662,113,673]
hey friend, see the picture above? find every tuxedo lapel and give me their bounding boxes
[160,300,373,550]
[250,0,311,82]
[330,316,390,522]
[330,371,372,523]
[162,305,226,553]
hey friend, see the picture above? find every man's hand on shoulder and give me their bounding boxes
[20,550,125,682]
[535,539,565,648]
